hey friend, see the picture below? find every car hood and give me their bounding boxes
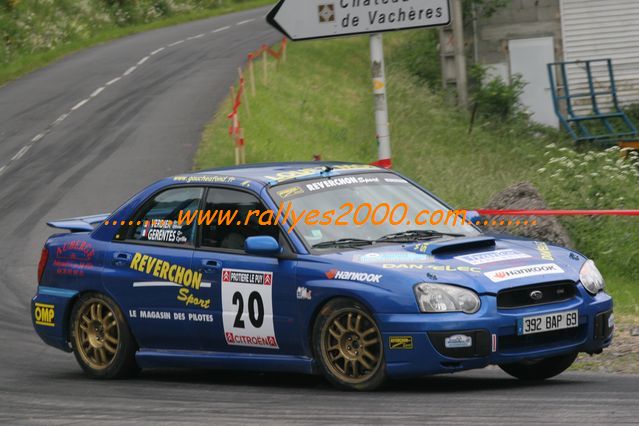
[319,236,585,294]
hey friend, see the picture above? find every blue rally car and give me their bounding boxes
[32,162,613,390]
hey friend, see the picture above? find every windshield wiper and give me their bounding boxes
[312,238,374,249]
[375,229,465,243]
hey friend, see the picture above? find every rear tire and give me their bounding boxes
[313,298,386,391]
[499,352,578,380]
[70,293,139,379]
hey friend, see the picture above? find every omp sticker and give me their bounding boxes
[484,263,565,283]
[534,242,554,261]
[455,249,531,266]
[34,303,55,327]
[222,268,278,349]
[389,336,413,350]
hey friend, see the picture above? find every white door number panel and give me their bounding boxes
[221,268,278,349]
[517,310,579,336]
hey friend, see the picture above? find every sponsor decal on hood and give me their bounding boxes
[353,251,434,264]
[455,249,531,266]
[484,263,565,283]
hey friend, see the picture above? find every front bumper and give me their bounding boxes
[378,289,613,378]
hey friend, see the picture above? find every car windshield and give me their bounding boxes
[268,172,479,248]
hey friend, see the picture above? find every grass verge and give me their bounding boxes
[197,33,639,315]
[0,0,273,87]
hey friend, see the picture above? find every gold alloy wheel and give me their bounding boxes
[74,300,119,370]
[321,309,383,384]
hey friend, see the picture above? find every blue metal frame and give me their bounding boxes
[548,59,638,145]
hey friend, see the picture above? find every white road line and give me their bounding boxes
[53,113,69,125]
[212,26,230,33]
[31,133,45,143]
[0,165,6,176]
[187,34,205,40]
[236,19,254,25]
[137,56,149,65]
[91,87,105,97]
[168,40,185,47]
[150,47,165,55]
[71,99,89,111]
[106,77,121,86]
[11,146,30,161]
[123,66,137,76]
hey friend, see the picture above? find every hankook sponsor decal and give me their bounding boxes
[454,249,531,266]
[325,269,382,283]
[484,263,565,283]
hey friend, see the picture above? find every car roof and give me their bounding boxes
[174,162,387,186]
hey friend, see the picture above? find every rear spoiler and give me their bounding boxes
[47,213,111,233]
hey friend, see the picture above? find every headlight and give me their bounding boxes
[414,283,481,314]
[579,259,605,295]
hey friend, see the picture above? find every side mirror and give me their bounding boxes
[244,236,283,256]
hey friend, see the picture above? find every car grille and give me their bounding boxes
[497,281,577,309]
[499,324,587,353]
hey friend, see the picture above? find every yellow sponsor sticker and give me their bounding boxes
[389,336,413,350]
[34,303,55,327]
[277,186,304,199]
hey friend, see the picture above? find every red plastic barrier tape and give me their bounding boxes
[371,158,392,169]
[476,209,639,216]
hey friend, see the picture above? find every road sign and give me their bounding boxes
[267,0,451,41]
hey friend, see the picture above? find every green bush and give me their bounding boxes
[469,64,528,120]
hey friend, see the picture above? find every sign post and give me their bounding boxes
[370,33,391,168]
[267,0,451,167]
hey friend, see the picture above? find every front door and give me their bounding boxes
[191,187,300,355]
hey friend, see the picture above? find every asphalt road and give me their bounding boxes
[0,6,638,425]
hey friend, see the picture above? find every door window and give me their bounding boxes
[200,188,279,251]
[119,187,204,246]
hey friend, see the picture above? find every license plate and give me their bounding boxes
[517,310,579,336]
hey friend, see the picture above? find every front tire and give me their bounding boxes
[313,298,386,391]
[499,352,578,380]
[70,293,138,379]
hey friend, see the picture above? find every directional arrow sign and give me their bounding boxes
[267,0,451,41]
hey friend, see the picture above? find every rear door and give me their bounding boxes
[104,186,209,351]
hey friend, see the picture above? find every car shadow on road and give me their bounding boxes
[122,368,584,393]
